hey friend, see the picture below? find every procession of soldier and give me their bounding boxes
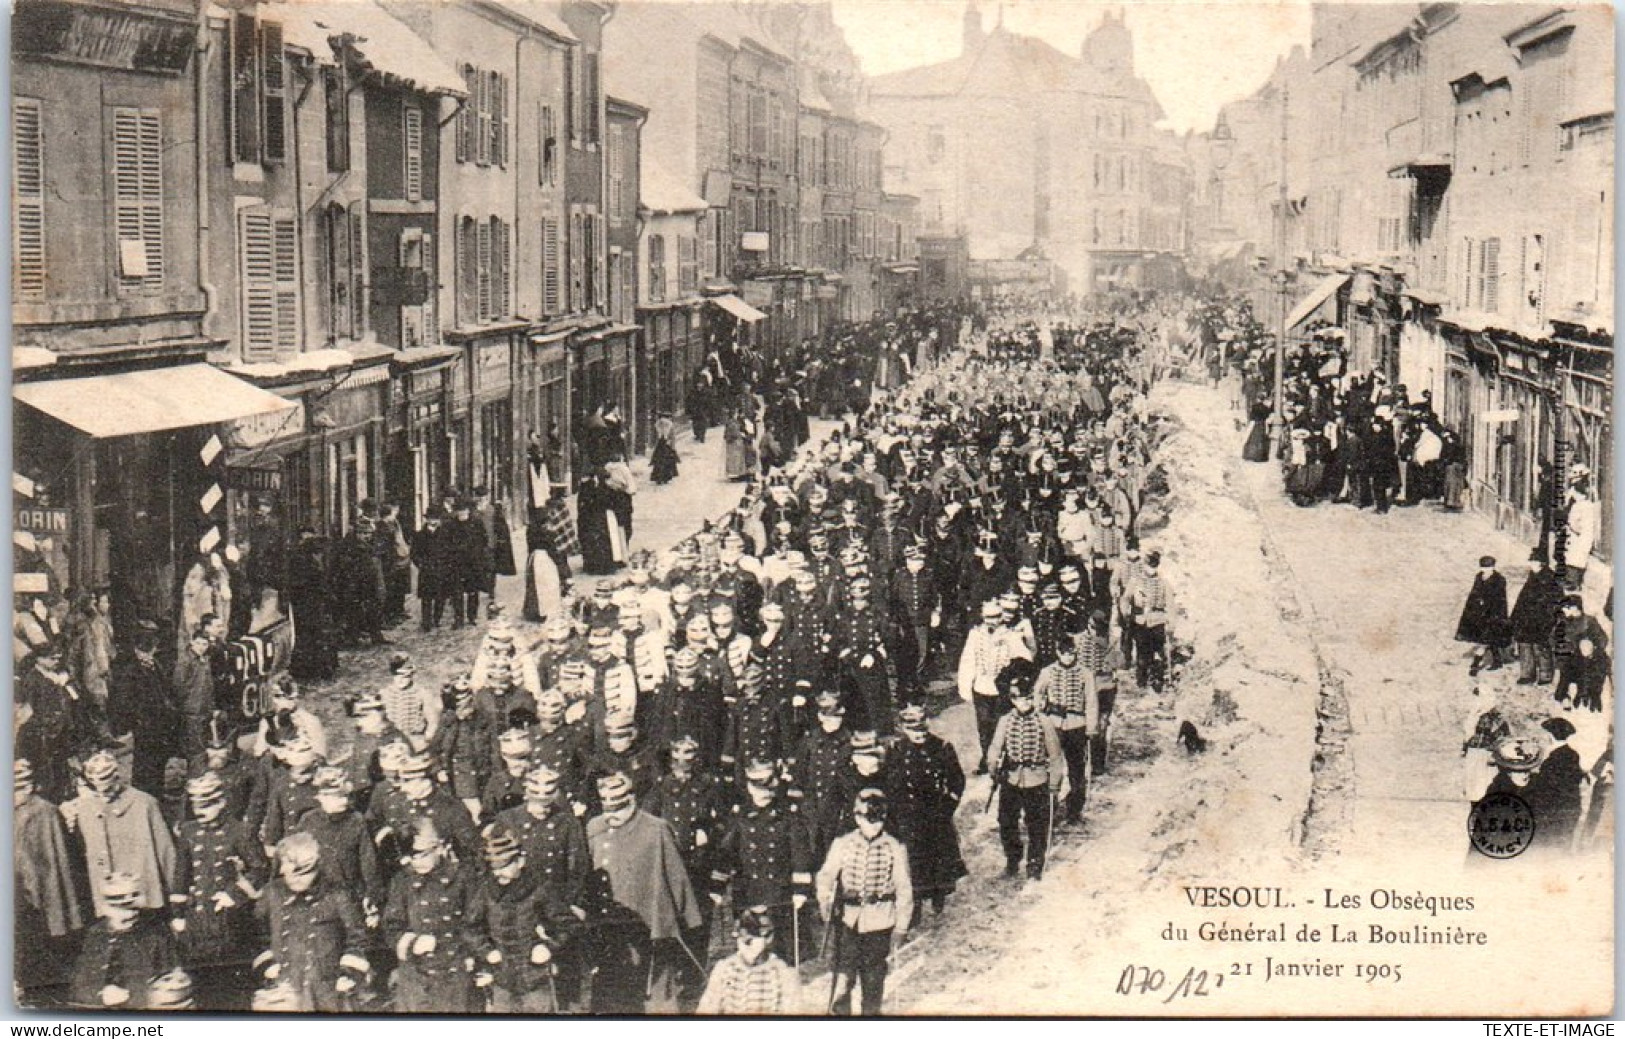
[14,296,1182,1016]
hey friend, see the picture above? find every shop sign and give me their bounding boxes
[478,341,513,389]
[228,406,302,450]
[742,282,773,308]
[15,507,68,535]
[412,368,447,397]
[225,466,283,494]
[1482,408,1520,424]
[412,400,443,425]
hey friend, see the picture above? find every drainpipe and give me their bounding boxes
[195,6,216,347]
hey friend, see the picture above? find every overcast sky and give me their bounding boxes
[830,1,1313,134]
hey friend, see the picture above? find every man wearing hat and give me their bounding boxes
[383,819,481,1013]
[344,690,400,807]
[696,906,803,1014]
[986,660,1064,881]
[15,758,86,998]
[615,592,669,698]
[723,662,795,787]
[379,654,441,750]
[172,771,270,970]
[643,734,728,1003]
[650,646,730,772]
[888,704,968,919]
[62,749,177,920]
[468,823,579,1012]
[297,767,383,924]
[1455,555,1511,675]
[1129,551,1171,692]
[258,831,370,1012]
[829,575,891,731]
[791,691,857,865]
[1526,717,1585,854]
[1509,547,1564,685]
[586,770,704,1012]
[107,625,177,799]
[959,530,1011,634]
[754,600,815,737]
[494,763,590,903]
[958,599,1033,775]
[1036,637,1096,824]
[888,540,940,696]
[69,873,181,1009]
[714,759,815,966]
[371,749,482,868]
[816,788,913,1017]
[582,626,640,753]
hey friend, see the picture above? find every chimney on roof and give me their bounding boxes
[963,1,983,53]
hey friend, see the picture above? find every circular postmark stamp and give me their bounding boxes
[1468,791,1536,859]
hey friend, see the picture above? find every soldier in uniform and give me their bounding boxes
[642,734,727,1005]
[296,767,383,926]
[261,739,324,850]
[987,662,1064,881]
[815,789,912,1017]
[382,820,480,1013]
[343,691,399,809]
[1036,637,1095,824]
[651,647,729,771]
[172,772,269,977]
[888,541,939,698]
[829,575,891,731]
[468,824,577,1013]
[614,591,668,705]
[753,601,813,737]
[257,832,370,1012]
[582,628,639,754]
[696,905,803,1015]
[722,661,795,786]
[790,691,853,867]
[376,751,481,867]
[531,688,590,805]
[69,873,181,1009]
[586,715,657,807]
[493,763,590,906]
[585,771,704,1012]
[712,760,815,968]
[432,679,492,819]
[62,749,177,920]
[887,704,967,918]
[480,725,536,820]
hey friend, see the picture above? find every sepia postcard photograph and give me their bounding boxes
[7,0,1615,1018]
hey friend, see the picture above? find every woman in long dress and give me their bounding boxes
[723,406,750,481]
[650,413,680,485]
[1242,398,1272,462]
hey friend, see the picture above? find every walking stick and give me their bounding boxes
[792,901,802,971]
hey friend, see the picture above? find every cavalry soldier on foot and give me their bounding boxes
[696,905,803,1015]
[888,704,967,919]
[816,789,912,1017]
[1036,638,1095,824]
[987,661,1064,881]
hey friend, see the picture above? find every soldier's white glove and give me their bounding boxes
[336,976,357,994]
[170,917,187,934]
[529,944,553,966]
[99,985,130,1007]
[694,828,708,848]
[412,933,437,957]
[565,702,586,725]
[931,609,941,628]
[485,950,503,965]
[363,898,380,929]
[212,891,237,912]
[473,972,494,989]
[792,894,808,910]
[572,801,588,818]
[791,695,806,708]
[265,962,282,981]
[709,891,724,906]
[860,654,874,669]
[396,933,417,961]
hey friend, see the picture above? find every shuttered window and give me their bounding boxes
[491,216,509,318]
[540,104,558,186]
[476,218,492,320]
[112,107,164,293]
[457,216,477,325]
[457,65,476,163]
[570,211,585,310]
[648,234,666,303]
[230,15,286,166]
[403,105,423,202]
[584,52,600,145]
[240,207,300,360]
[1479,237,1501,313]
[324,66,350,172]
[13,98,45,298]
[542,217,561,316]
[260,22,287,164]
[679,235,698,295]
[400,228,436,348]
[490,71,509,167]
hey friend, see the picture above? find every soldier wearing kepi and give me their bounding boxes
[696,905,803,1015]
[296,767,383,927]
[713,759,815,968]
[494,762,591,905]
[642,734,727,1004]
[69,872,182,1010]
[887,704,967,919]
[384,820,481,1013]
[1035,636,1095,824]
[791,691,852,865]
[816,789,913,1017]
[987,661,1064,881]
[172,772,270,976]
[257,832,370,1013]
[585,771,704,1012]
[468,823,577,1013]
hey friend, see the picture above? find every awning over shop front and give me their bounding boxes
[15,363,296,439]
[708,294,767,324]
[1286,273,1349,331]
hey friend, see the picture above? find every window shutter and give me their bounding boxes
[585,53,600,144]
[403,106,423,202]
[680,235,697,295]
[329,206,352,339]
[477,217,493,321]
[494,73,509,167]
[422,232,437,340]
[593,216,606,312]
[476,68,492,166]
[349,206,366,337]
[13,99,45,298]
[113,107,164,292]
[570,211,584,310]
[324,67,350,173]
[457,65,474,163]
[649,234,664,303]
[493,218,509,318]
[458,217,477,326]
[542,217,560,315]
[231,13,259,162]
[540,104,556,186]
[273,212,300,351]
[240,208,277,361]
[1481,237,1500,313]
[260,21,287,164]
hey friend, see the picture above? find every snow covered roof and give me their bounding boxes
[224,345,391,382]
[282,1,467,96]
[12,347,56,373]
[641,162,707,214]
[480,0,579,43]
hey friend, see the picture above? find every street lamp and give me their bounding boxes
[1272,266,1294,428]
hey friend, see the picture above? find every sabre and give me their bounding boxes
[792,902,802,971]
